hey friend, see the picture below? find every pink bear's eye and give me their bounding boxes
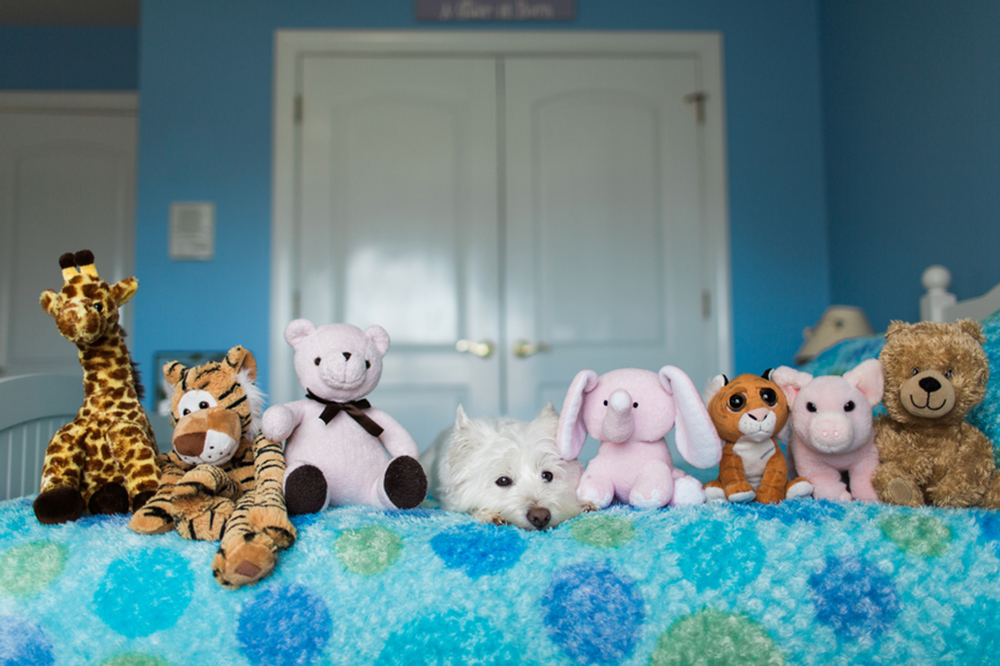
[314,357,321,366]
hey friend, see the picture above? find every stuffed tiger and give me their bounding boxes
[702,371,813,504]
[129,346,296,588]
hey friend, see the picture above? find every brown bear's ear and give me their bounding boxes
[163,360,188,388]
[224,345,257,381]
[955,318,986,344]
[884,320,909,339]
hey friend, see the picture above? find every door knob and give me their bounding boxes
[455,339,495,358]
[512,340,551,358]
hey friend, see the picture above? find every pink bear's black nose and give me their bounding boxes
[343,352,351,360]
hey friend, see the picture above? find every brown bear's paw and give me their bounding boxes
[927,482,985,509]
[284,465,328,515]
[33,486,85,525]
[213,535,277,590]
[384,455,428,510]
[88,482,130,515]
[882,478,923,506]
[128,503,175,534]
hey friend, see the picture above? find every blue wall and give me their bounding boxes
[132,0,829,399]
[2,1,832,399]
[821,0,1000,329]
[0,26,138,90]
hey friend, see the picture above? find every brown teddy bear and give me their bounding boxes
[872,319,1000,508]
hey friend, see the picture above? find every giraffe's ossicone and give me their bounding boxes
[33,249,161,524]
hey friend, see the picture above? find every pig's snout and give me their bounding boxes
[807,413,854,453]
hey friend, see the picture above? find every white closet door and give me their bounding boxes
[0,94,137,378]
[298,56,502,447]
[504,57,715,428]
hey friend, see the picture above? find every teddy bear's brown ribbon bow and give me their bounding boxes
[306,390,384,437]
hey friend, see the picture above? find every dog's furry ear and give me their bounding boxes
[535,402,559,423]
[454,404,471,431]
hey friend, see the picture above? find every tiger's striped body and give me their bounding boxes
[129,347,295,587]
[703,373,812,504]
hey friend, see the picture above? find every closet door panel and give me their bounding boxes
[298,56,501,448]
[503,57,709,435]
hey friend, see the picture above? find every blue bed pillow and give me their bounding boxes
[799,309,1000,456]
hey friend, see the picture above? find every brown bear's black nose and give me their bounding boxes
[919,376,942,393]
[528,507,551,529]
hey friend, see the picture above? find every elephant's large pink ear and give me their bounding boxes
[557,370,599,460]
[658,365,721,469]
[843,358,884,407]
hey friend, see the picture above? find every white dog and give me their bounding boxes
[421,404,587,530]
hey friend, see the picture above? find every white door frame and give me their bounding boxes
[271,30,732,404]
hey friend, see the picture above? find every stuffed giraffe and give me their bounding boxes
[33,250,161,524]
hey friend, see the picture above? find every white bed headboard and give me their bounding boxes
[921,265,1000,323]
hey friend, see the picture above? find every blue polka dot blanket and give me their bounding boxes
[3,495,1000,666]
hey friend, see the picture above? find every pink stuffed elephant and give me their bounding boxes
[556,366,722,509]
[262,320,427,514]
[771,359,884,502]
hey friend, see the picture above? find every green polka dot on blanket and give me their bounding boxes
[800,308,1000,458]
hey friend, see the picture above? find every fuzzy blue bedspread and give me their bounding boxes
[2,495,1000,666]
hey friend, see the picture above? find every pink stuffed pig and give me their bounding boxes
[556,366,722,509]
[262,320,427,514]
[771,359,884,501]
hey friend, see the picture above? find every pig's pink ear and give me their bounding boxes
[843,358,884,407]
[770,366,812,409]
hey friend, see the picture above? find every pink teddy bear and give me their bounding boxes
[771,359,884,502]
[262,320,427,514]
[556,366,722,509]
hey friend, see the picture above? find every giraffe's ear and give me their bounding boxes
[110,277,138,307]
[39,290,61,316]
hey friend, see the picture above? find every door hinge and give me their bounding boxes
[294,95,303,123]
[702,290,712,319]
[684,92,707,124]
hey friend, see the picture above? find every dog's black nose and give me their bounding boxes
[528,507,551,529]
[919,376,942,393]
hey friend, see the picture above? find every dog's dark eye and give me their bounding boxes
[728,393,746,411]
[541,471,553,482]
[760,388,777,406]
[496,476,512,487]
[806,402,817,413]
[844,401,855,412]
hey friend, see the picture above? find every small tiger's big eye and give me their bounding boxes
[496,476,513,487]
[844,401,855,412]
[541,471,554,482]
[314,357,321,366]
[759,388,778,406]
[728,394,746,411]
[199,401,210,409]
[806,402,817,413]
[182,408,191,416]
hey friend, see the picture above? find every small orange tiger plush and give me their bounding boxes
[702,371,812,503]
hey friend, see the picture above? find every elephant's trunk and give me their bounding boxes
[602,389,635,443]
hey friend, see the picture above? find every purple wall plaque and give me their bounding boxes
[415,0,576,22]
